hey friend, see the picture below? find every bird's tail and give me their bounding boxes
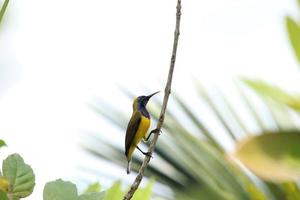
[127,160,131,174]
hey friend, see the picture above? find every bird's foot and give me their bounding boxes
[143,151,153,158]
[144,128,162,142]
[150,128,162,135]
[137,145,153,158]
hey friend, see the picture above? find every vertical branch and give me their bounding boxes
[123,0,182,199]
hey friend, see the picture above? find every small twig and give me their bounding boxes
[123,0,182,199]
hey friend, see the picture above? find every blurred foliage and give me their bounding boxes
[84,182,101,193]
[0,0,9,26]
[87,82,287,200]
[0,139,6,149]
[131,179,154,200]
[0,0,158,199]
[101,181,123,200]
[0,152,35,200]
[244,79,300,112]
[88,80,300,200]
[0,0,299,199]
[43,179,154,200]
[2,154,35,198]
[84,1,300,199]
[43,179,79,200]
[0,140,155,200]
[282,182,300,200]
[286,15,300,65]
[234,131,300,182]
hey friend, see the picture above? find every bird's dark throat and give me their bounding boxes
[138,104,150,118]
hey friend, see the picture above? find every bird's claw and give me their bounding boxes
[150,128,162,135]
[144,151,153,158]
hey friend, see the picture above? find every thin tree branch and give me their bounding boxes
[123,0,182,199]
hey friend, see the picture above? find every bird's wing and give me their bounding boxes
[125,111,142,156]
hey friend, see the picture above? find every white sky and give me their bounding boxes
[0,0,300,199]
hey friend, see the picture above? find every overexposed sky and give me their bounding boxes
[0,0,300,199]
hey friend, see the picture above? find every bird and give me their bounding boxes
[125,91,159,174]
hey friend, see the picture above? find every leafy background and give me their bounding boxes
[82,1,300,199]
[0,1,299,199]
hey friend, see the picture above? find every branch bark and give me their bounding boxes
[123,0,182,199]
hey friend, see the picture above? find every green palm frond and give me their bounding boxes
[80,0,300,198]
[80,78,300,200]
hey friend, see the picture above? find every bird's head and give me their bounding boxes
[133,91,159,109]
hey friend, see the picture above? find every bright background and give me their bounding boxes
[0,0,299,199]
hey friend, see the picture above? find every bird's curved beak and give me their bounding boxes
[147,91,160,99]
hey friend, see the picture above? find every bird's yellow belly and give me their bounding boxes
[127,116,150,160]
[133,116,150,145]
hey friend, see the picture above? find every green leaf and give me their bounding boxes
[173,94,223,151]
[84,182,101,193]
[2,154,35,198]
[103,181,123,200]
[79,192,105,200]
[0,190,8,200]
[0,0,9,25]
[0,140,6,149]
[132,179,154,200]
[234,131,300,182]
[243,79,300,112]
[43,179,78,200]
[286,16,300,65]
[281,182,300,200]
[235,81,268,130]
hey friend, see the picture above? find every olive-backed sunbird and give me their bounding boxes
[125,91,159,174]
